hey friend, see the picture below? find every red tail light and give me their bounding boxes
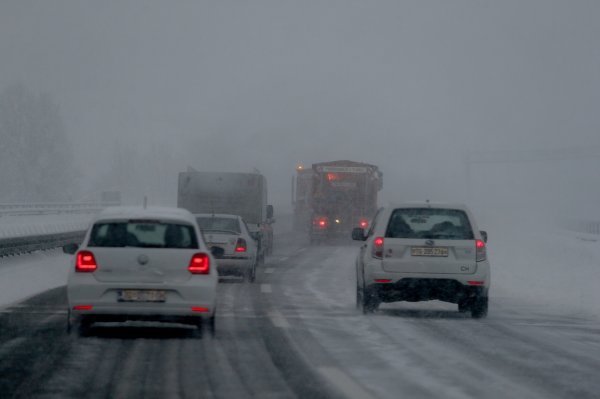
[73,305,93,311]
[359,218,369,229]
[189,253,210,274]
[191,306,210,313]
[475,239,486,262]
[76,251,98,272]
[372,236,384,259]
[235,238,247,252]
[314,216,329,229]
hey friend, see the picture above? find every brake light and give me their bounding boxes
[314,216,328,229]
[76,251,98,272]
[235,238,247,252]
[372,236,384,259]
[475,239,486,262]
[188,253,210,274]
[374,279,392,283]
[191,306,210,313]
[359,218,369,229]
[73,305,93,311]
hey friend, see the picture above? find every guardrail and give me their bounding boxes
[562,220,600,235]
[0,230,86,257]
[0,202,119,217]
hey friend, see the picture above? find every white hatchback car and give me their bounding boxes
[64,206,218,335]
[353,203,490,318]
[195,214,259,282]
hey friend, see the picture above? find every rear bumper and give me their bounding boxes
[67,279,217,318]
[368,278,488,304]
[215,257,254,276]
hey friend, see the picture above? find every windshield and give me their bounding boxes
[386,208,474,240]
[88,221,199,249]
[195,217,241,234]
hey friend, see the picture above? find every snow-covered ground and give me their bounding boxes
[491,221,600,318]
[0,214,93,239]
[0,249,70,309]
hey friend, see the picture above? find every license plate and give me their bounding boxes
[411,247,449,257]
[119,290,166,302]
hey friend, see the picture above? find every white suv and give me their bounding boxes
[353,203,490,318]
[64,206,218,335]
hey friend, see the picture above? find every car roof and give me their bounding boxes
[193,213,241,219]
[94,206,196,223]
[386,202,470,211]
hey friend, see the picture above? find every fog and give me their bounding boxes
[1,1,600,222]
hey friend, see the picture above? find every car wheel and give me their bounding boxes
[246,263,256,283]
[458,300,470,313]
[471,297,488,319]
[360,285,379,314]
[78,317,93,337]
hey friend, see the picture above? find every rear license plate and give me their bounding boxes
[119,290,166,302]
[411,247,449,257]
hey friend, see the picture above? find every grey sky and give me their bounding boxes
[1,1,599,214]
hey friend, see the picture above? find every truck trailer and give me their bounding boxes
[292,160,382,243]
[178,169,274,256]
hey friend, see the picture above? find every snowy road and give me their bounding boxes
[1,235,600,398]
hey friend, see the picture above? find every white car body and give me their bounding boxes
[194,213,259,281]
[354,202,491,318]
[66,206,218,333]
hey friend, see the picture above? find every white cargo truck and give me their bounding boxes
[177,169,274,257]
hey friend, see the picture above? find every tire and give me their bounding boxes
[458,300,470,313]
[471,297,488,319]
[360,285,379,314]
[77,317,93,337]
[246,263,256,283]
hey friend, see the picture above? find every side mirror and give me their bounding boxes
[480,231,488,243]
[63,243,79,254]
[352,227,367,241]
[266,205,274,220]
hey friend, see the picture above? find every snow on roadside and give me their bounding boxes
[0,249,70,308]
[490,221,600,318]
[0,214,92,239]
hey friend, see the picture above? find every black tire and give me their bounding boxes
[203,314,216,337]
[471,297,488,319]
[77,317,93,337]
[66,309,73,333]
[458,300,470,313]
[246,263,256,283]
[360,285,379,314]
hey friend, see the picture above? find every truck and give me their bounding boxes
[292,160,382,243]
[177,169,274,257]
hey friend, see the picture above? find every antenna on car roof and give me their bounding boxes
[426,199,431,208]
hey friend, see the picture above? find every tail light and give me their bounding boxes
[372,236,384,259]
[314,216,328,229]
[76,251,98,272]
[235,238,247,252]
[475,239,486,262]
[359,218,369,229]
[189,253,210,274]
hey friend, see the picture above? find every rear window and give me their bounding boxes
[88,220,199,249]
[385,208,474,240]
[196,217,241,234]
